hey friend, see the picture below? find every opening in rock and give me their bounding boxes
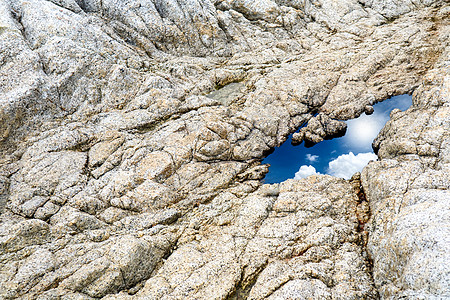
[262,94,413,183]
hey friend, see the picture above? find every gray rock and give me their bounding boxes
[0,0,448,299]
[362,57,450,298]
[292,113,347,146]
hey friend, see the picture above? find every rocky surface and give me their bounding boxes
[0,0,449,299]
[362,51,450,299]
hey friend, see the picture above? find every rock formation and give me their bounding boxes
[0,0,448,299]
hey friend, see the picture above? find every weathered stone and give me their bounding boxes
[136,151,174,182]
[88,137,124,169]
[361,60,450,298]
[0,219,50,253]
[293,113,348,146]
[0,0,448,299]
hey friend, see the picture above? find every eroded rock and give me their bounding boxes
[0,0,448,299]
[362,56,450,299]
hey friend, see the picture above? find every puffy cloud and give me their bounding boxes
[294,165,319,179]
[305,154,319,163]
[327,152,377,179]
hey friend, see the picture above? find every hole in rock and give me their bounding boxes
[262,94,412,183]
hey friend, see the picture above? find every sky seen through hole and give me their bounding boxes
[262,94,413,183]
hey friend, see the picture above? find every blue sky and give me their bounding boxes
[262,94,412,183]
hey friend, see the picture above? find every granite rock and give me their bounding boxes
[362,52,450,299]
[0,0,449,299]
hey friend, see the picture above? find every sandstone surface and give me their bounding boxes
[0,0,449,299]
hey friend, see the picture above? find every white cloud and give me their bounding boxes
[327,152,377,179]
[305,154,319,163]
[294,165,319,179]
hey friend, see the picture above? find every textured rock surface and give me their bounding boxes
[0,0,449,299]
[362,51,450,299]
